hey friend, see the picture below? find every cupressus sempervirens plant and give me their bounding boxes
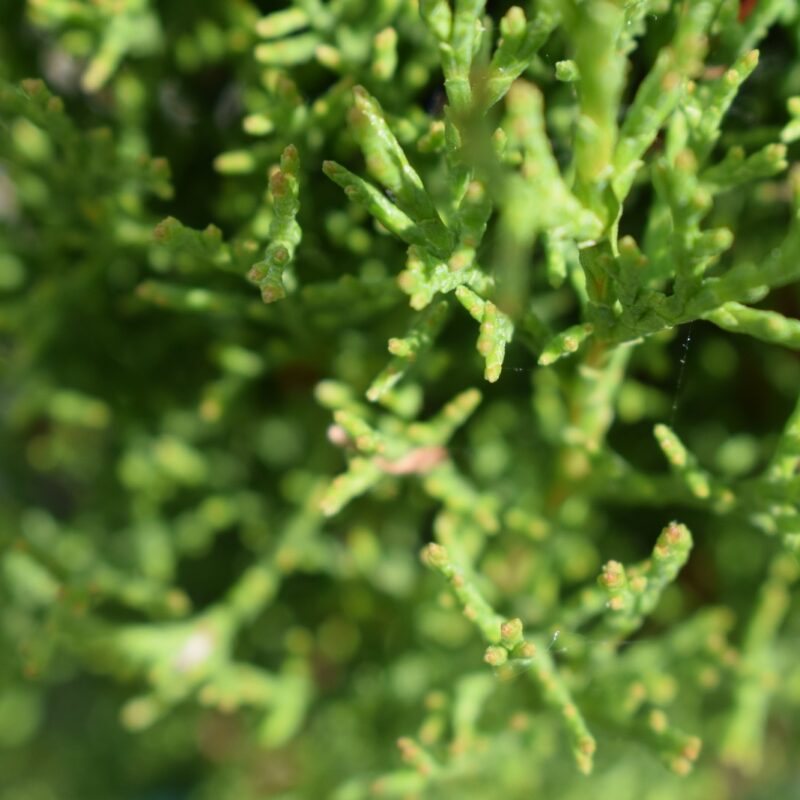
[1,0,800,797]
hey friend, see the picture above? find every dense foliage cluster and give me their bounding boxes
[1,1,800,798]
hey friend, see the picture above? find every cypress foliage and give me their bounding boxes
[1,1,800,797]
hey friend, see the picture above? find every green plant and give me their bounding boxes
[1,1,799,798]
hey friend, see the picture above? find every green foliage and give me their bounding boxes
[2,1,800,798]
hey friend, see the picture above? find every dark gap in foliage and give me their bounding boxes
[175,525,245,608]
